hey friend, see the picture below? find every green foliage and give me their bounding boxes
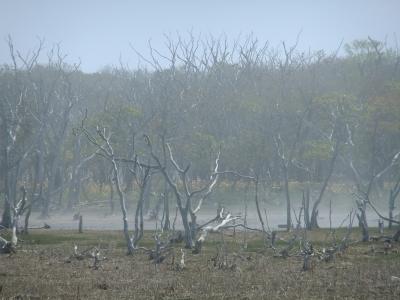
[303,140,332,161]
[1,37,400,214]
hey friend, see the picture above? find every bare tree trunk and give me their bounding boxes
[124,134,136,193]
[33,139,46,214]
[310,143,339,229]
[1,195,12,228]
[132,168,151,247]
[1,150,11,228]
[80,125,138,254]
[109,175,115,215]
[24,205,32,234]
[143,133,221,249]
[68,136,82,210]
[357,205,369,242]
[42,99,73,217]
[388,178,400,229]
[283,165,292,230]
[4,162,21,228]
[162,182,171,231]
[254,177,267,234]
[112,160,135,254]
[302,188,311,229]
[0,132,19,228]
[42,156,58,217]
[143,174,152,215]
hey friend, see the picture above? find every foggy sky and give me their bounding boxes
[1,0,399,72]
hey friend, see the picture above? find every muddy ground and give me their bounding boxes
[1,229,400,299]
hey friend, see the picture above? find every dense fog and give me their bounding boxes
[1,36,399,237]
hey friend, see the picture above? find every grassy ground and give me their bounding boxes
[1,228,400,299]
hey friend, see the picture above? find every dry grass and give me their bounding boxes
[1,228,400,299]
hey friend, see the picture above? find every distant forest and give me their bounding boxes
[1,36,400,229]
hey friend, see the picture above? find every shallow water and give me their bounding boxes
[27,205,392,232]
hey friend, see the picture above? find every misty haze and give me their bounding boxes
[1,1,400,299]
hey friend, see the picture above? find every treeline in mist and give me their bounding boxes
[1,35,399,229]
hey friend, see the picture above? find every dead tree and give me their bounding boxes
[193,207,240,254]
[388,175,400,229]
[82,126,134,253]
[307,103,346,229]
[0,37,45,228]
[128,157,155,248]
[160,139,171,231]
[270,38,308,232]
[346,148,400,241]
[302,188,311,229]
[293,96,348,230]
[272,101,312,231]
[144,135,220,248]
[41,74,77,217]
[108,167,116,214]
[67,133,98,211]
[213,170,272,246]
[80,122,158,254]
[0,186,27,252]
[309,141,340,229]
[160,181,171,231]
[273,133,293,231]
